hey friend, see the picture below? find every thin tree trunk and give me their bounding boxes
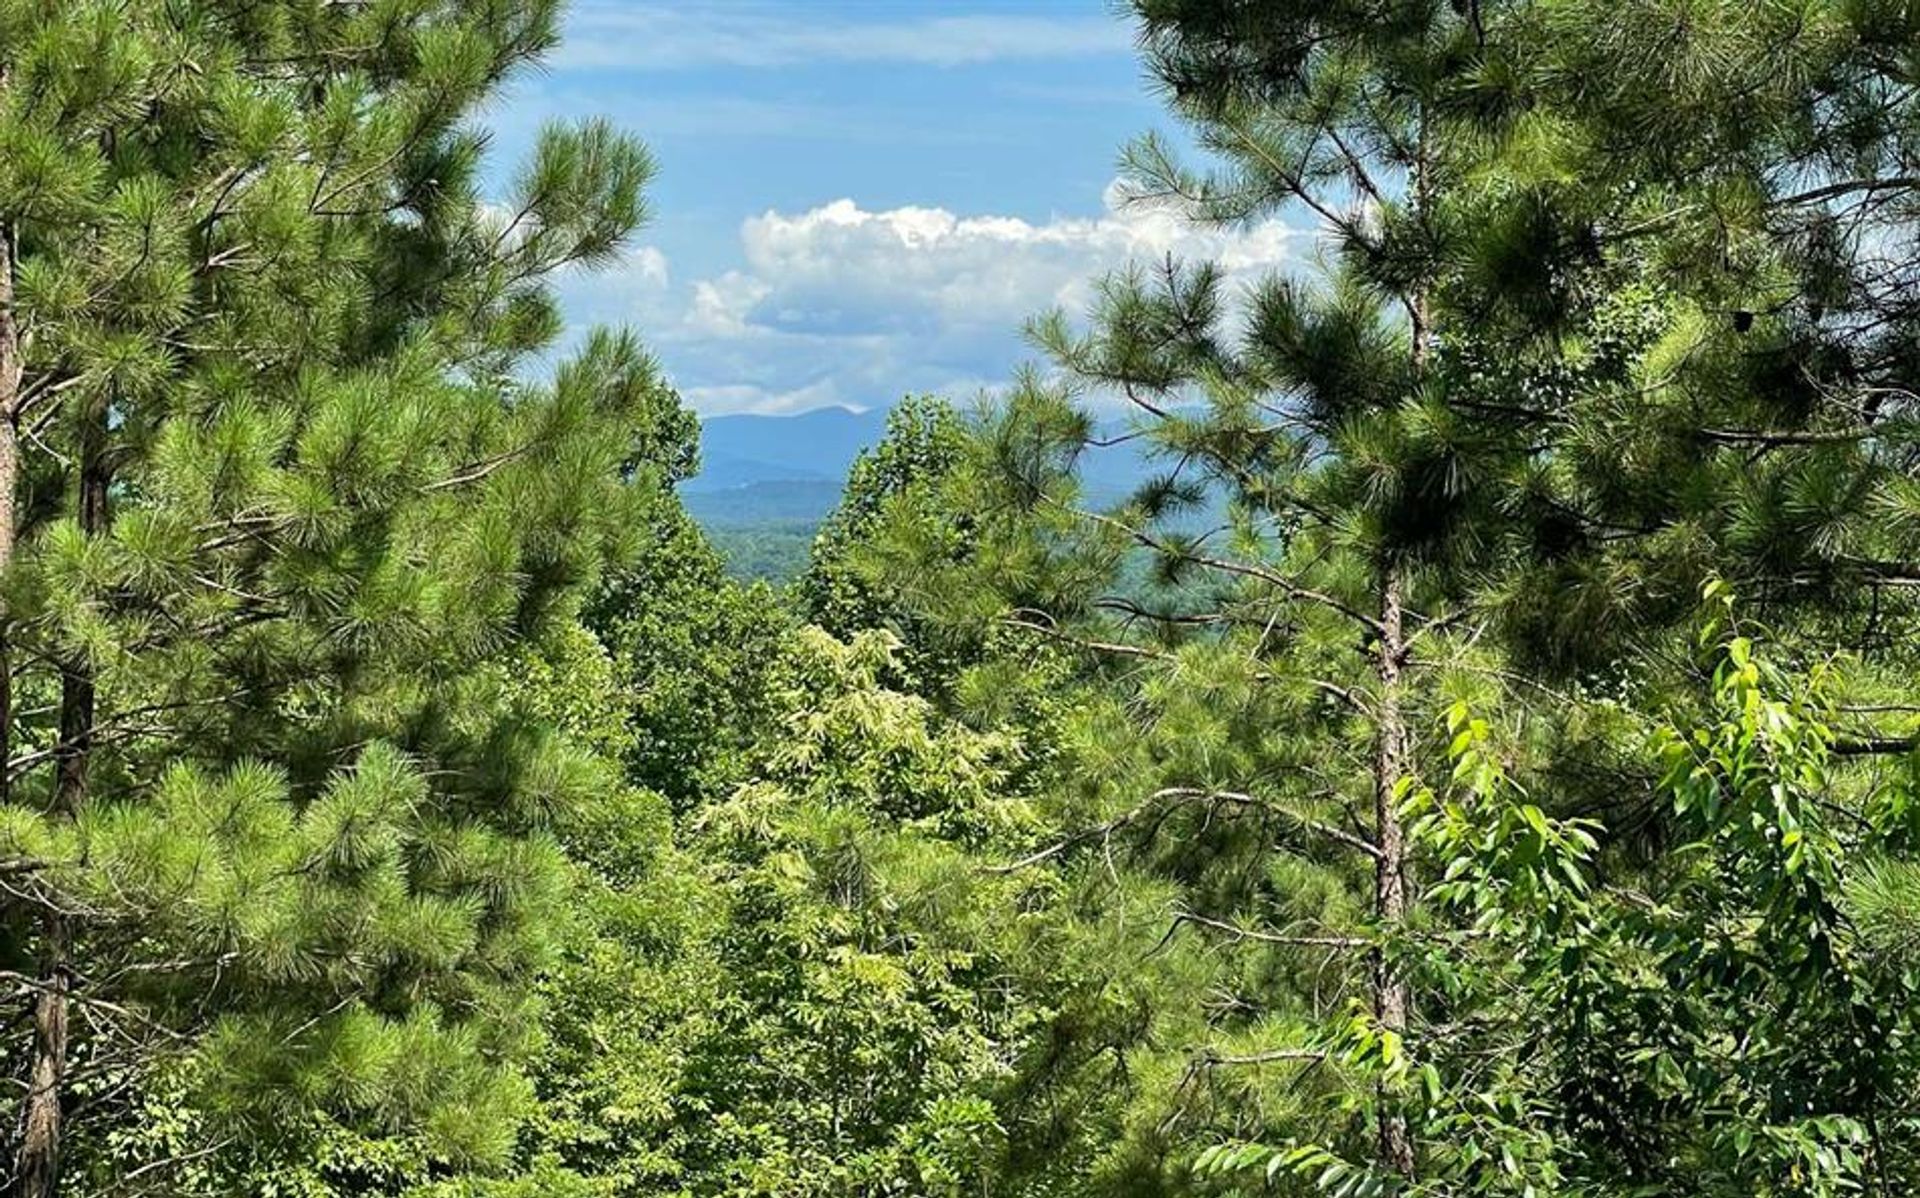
[12,386,105,1198]
[1365,96,1433,1185]
[0,118,48,1194]
[0,65,17,810]
[1371,561,1416,1179]
[13,919,67,1198]
[0,213,18,802]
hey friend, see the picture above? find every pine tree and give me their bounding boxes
[1455,0,1920,706]
[853,2,1920,1183]
[0,2,661,1192]
[883,0,1558,1179]
[886,2,1920,1187]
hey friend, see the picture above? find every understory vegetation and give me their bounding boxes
[9,1,1920,1196]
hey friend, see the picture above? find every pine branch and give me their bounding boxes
[1771,177,1920,207]
[420,444,535,492]
[1058,501,1385,636]
[1697,425,1884,446]
[1168,910,1368,949]
[991,787,1378,874]
[1004,615,1174,667]
[1195,1047,1328,1067]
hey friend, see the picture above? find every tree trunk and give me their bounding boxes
[1371,561,1416,1179]
[1368,107,1431,1181]
[12,918,68,1198]
[0,219,16,804]
[0,177,51,1198]
[11,386,105,1198]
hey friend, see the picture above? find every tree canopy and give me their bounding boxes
[12,1,1920,1196]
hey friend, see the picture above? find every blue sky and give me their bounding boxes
[488,1,1301,415]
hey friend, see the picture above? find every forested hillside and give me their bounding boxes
[8,1,1920,1196]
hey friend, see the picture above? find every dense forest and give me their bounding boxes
[8,0,1920,1195]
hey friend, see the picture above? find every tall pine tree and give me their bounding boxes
[0,2,662,1192]
[889,0,1547,1179]
[892,0,1920,1187]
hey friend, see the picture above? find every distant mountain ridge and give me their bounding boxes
[682,403,1191,536]
[685,407,886,527]
[687,407,888,494]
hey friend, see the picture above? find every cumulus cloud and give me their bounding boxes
[628,246,670,288]
[553,3,1131,71]
[560,188,1307,415]
[727,186,1298,338]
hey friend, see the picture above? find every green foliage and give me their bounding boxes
[799,395,979,691]
[0,0,671,1187]
[587,506,795,805]
[472,625,1176,1197]
[705,522,818,583]
[834,1,1920,1192]
[1201,602,1920,1195]
[19,3,1920,1197]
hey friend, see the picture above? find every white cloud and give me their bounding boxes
[629,245,670,288]
[553,4,1131,71]
[552,243,675,330]
[727,185,1298,339]
[560,187,1307,415]
[688,272,772,337]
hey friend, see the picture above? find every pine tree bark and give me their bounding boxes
[0,55,35,1193]
[13,934,67,1198]
[12,387,104,1198]
[0,118,48,1195]
[1371,562,1416,1179]
[0,212,17,804]
[1366,104,1432,1185]
[0,70,17,807]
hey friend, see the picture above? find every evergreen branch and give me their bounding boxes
[1058,501,1384,636]
[1004,616,1174,667]
[93,954,241,987]
[1407,659,1588,710]
[1156,788,1380,859]
[1600,204,1701,243]
[191,574,276,606]
[1007,609,1368,713]
[1772,177,1920,207]
[1326,127,1387,207]
[1169,909,1368,949]
[0,971,182,1042]
[421,444,535,492]
[1697,425,1884,446]
[192,163,257,234]
[12,372,87,424]
[1847,560,1920,587]
[310,88,459,216]
[992,787,1377,874]
[0,873,95,919]
[1222,117,1368,245]
[1195,1047,1328,1067]
[5,691,272,783]
[1091,596,1230,627]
